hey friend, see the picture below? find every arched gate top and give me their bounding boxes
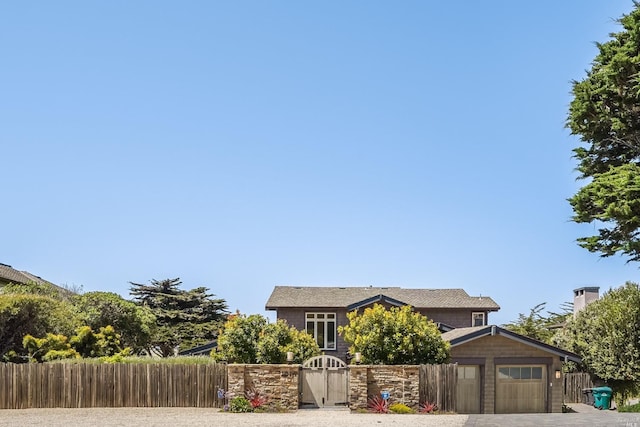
[302,355,347,369]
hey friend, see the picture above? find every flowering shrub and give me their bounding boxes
[245,388,268,409]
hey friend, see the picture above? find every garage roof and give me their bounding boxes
[442,325,582,363]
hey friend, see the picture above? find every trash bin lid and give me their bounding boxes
[593,386,612,393]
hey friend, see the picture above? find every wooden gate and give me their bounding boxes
[300,355,348,408]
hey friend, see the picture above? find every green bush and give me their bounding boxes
[389,402,415,414]
[229,396,253,413]
[619,402,640,412]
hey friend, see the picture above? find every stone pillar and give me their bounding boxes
[349,365,368,410]
[227,364,245,398]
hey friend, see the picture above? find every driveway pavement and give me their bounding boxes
[465,412,640,427]
[465,404,640,427]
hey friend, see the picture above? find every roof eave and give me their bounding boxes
[446,325,582,364]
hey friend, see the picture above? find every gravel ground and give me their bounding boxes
[0,408,469,427]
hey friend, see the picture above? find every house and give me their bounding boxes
[0,263,55,287]
[265,286,500,361]
[442,325,581,414]
[0,263,68,295]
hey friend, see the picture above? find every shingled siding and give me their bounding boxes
[417,308,488,328]
[276,307,488,362]
[450,334,565,413]
[275,308,351,361]
[227,364,300,411]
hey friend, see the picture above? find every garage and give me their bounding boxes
[442,325,581,413]
[456,365,481,414]
[495,365,546,413]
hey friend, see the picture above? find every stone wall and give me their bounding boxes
[348,365,420,410]
[227,364,300,411]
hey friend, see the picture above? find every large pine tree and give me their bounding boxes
[568,5,640,262]
[130,278,228,357]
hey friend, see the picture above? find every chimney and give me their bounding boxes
[573,286,599,316]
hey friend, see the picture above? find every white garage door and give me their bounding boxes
[495,365,546,413]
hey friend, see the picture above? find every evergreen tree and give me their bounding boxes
[130,278,228,357]
[568,4,640,261]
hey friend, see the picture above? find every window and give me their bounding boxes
[472,312,485,327]
[458,366,477,379]
[306,313,336,350]
[498,366,543,380]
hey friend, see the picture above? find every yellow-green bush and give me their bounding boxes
[389,402,415,414]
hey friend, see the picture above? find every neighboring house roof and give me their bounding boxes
[0,263,54,287]
[0,263,69,295]
[178,340,217,356]
[265,286,500,311]
[441,325,582,363]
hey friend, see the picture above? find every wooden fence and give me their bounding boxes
[419,363,457,412]
[563,372,593,403]
[0,363,228,409]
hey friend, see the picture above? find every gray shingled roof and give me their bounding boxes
[265,286,500,310]
[0,263,57,287]
[440,326,488,342]
[441,325,582,363]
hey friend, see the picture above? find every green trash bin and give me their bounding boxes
[592,386,612,410]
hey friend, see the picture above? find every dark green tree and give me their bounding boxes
[130,278,228,357]
[73,291,156,353]
[564,282,640,403]
[568,4,640,262]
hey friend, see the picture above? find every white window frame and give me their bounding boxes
[472,312,485,327]
[305,312,336,350]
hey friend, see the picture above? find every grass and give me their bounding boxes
[618,402,640,412]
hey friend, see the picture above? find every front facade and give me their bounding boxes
[443,325,581,414]
[266,286,500,362]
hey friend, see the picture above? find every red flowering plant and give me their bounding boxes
[367,395,389,413]
[419,400,438,414]
[244,388,268,410]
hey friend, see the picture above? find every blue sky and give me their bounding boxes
[1,1,637,325]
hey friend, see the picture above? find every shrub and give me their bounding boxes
[619,402,640,412]
[245,388,267,409]
[389,402,414,414]
[419,401,438,414]
[367,396,389,413]
[229,396,253,413]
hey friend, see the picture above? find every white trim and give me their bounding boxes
[305,312,337,350]
[472,312,486,327]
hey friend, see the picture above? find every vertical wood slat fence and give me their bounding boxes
[0,363,228,409]
[563,372,593,404]
[418,364,457,412]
